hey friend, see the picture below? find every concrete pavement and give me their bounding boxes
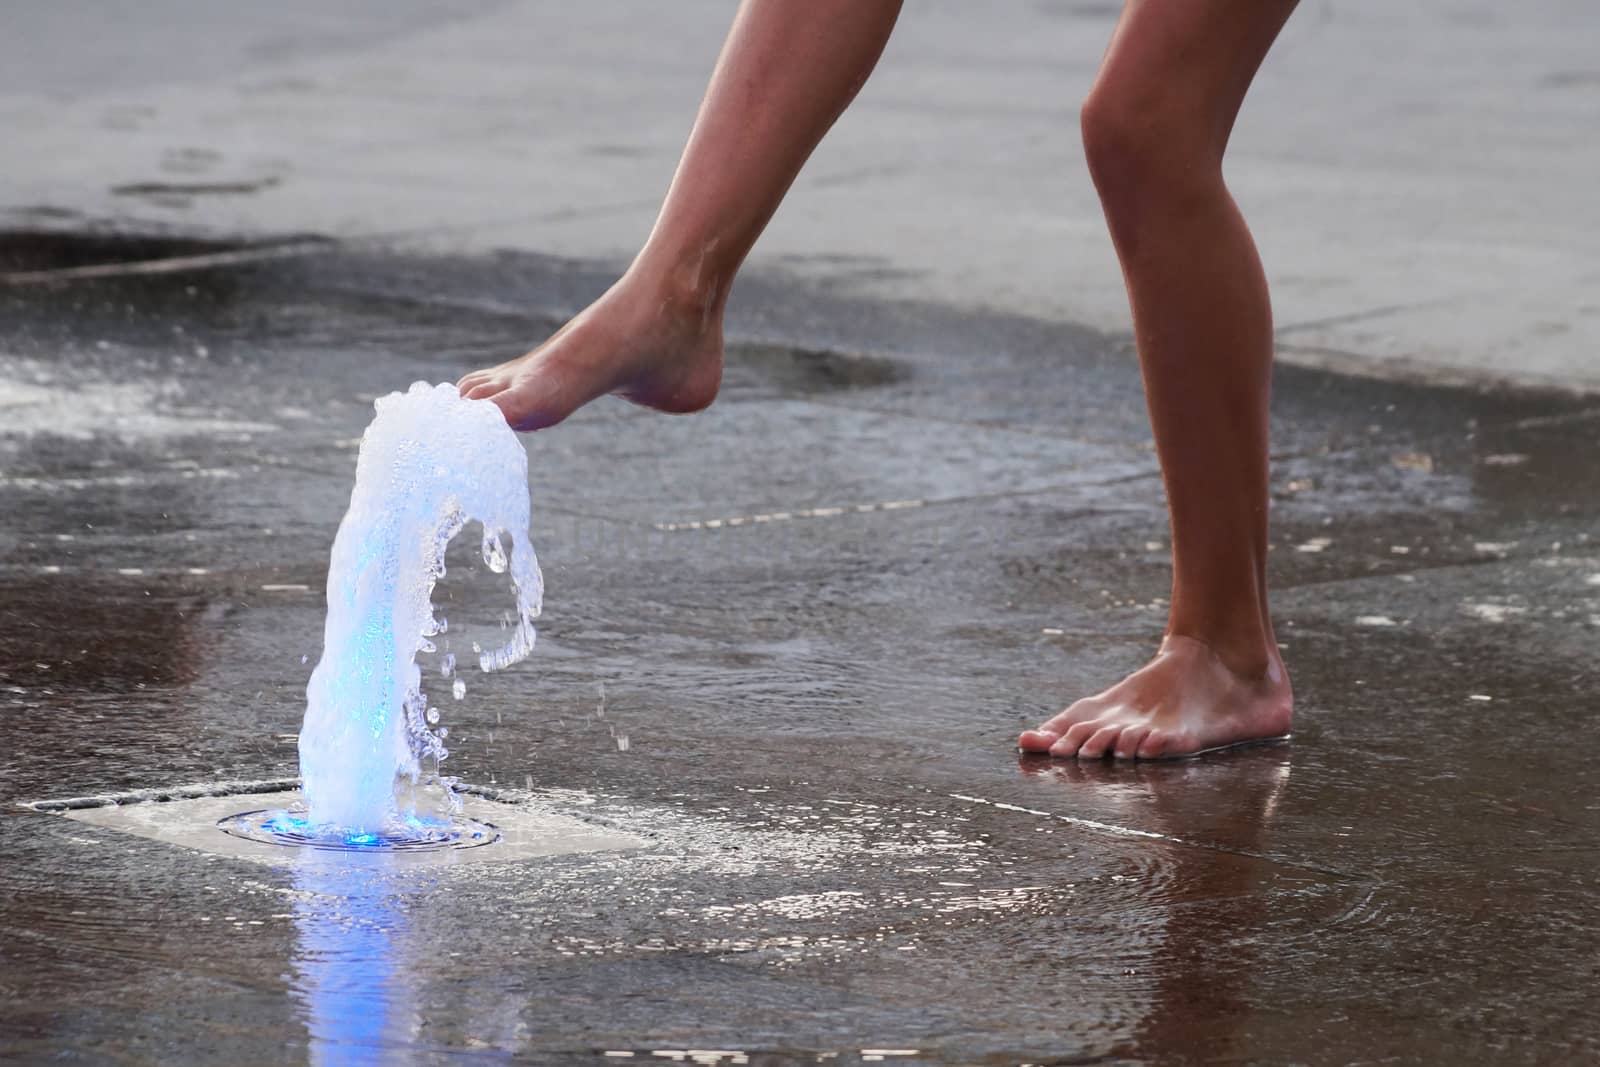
[2,237,1599,1064]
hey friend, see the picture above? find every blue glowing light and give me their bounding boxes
[345,832,380,846]
[265,814,311,836]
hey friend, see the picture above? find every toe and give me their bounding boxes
[492,389,569,433]
[457,370,488,393]
[465,380,504,401]
[1077,724,1123,759]
[1049,720,1100,758]
[1113,725,1150,760]
[1030,700,1098,748]
[489,389,526,429]
[1136,731,1169,760]
[1161,731,1199,758]
[1018,729,1060,752]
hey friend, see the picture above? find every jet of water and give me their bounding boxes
[298,382,543,834]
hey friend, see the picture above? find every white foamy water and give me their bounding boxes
[298,382,543,834]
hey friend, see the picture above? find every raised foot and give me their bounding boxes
[457,273,724,432]
[1019,635,1292,760]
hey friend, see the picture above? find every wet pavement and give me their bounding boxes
[2,234,1598,1064]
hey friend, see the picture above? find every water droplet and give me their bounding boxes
[437,726,449,739]
[441,652,456,678]
[452,678,466,700]
[426,707,441,725]
[482,528,508,573]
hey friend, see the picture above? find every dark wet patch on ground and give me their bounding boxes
[1,239,1597,1064]
[727,341,909,395]
[0,226,335,289]
[111,177,283,198]
[0,228,250,275]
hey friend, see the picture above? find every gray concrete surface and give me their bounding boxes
[2,239,1598,1064]
[3,1,1599,390]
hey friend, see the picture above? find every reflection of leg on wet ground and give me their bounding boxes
[1019,750,1297,1060]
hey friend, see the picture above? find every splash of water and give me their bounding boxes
[297,382,543,835]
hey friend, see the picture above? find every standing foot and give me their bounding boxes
[457,270,724,431]
[1018,635,1292,760]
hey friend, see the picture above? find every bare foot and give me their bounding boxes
[1018,635,1292,760]
[457,271,724,431]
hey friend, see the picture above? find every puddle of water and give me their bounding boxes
[59,790,643,868]
[0,354,279,441]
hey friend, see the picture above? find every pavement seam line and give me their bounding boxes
[651,490,1152,532]
[654,499,926,532]
[947,791,1356,879]
[0,238,335,285]
[1274,297,1456,336]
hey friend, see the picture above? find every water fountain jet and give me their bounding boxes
[251,381,544,849]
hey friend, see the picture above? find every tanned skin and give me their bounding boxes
[460,0,1300,759]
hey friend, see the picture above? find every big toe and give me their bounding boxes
[1018,729,1060,752]
[490,386,570,433]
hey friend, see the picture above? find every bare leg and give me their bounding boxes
[1020,0,1298,759]
[458,0,903,430]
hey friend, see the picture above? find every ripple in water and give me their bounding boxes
[218,807,501,853]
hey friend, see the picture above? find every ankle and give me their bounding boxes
[627,242,732,328]
[1162,626,1282,684]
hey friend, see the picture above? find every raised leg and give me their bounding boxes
[1020,0,1299,759]
[459,0,903,430]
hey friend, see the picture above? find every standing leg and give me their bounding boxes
[1020,0,1299,759]
[459,0,903,430]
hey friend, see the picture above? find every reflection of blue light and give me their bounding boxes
[345,833,380,846]
[293,857,404,1066]
[266,814,311,836]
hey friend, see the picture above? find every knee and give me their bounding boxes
[1080,81,1220,222]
